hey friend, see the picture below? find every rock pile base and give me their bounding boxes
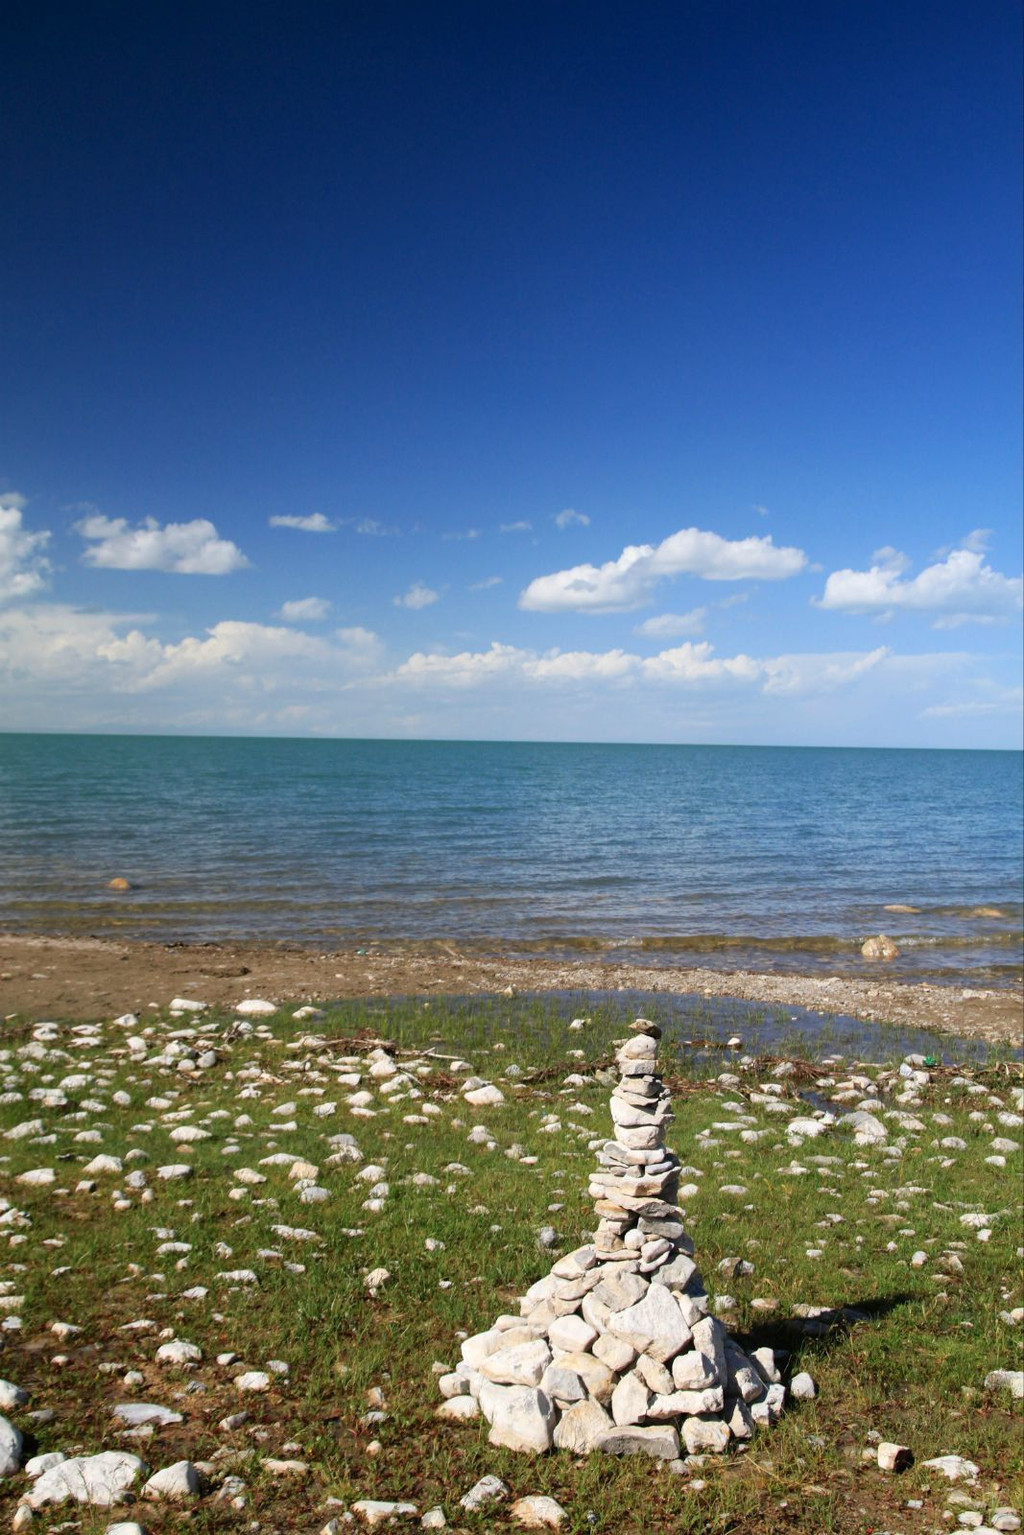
[436,1019,792,1460]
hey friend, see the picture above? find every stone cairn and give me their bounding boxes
[436,1019,788,1461]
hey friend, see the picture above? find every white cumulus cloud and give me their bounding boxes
[0,495,51,604]
[500,520,532,533]
[634,608,708,638]
[269,513,337,532]
[76,514,249,574]
[394,582,440,610]
[279,596,331,622]
[817,544,1023,627]
[520,526,807,613]
[388,638,901,700]
[554,507,590,530]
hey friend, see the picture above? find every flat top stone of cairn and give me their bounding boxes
[436,1017,796,1459]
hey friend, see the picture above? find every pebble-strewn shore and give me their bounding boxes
[1,934,1021,1043]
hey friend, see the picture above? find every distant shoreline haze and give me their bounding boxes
[0,730,1020,754]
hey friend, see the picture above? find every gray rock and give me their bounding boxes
[598,1424,681,1460]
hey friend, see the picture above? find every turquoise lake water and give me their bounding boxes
[0,735,1020,986]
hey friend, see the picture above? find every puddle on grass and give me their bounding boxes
[363,988,1018,1068]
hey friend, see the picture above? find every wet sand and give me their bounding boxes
[1,932,1021,1045]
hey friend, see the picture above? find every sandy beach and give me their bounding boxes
[2,931,1020,1044]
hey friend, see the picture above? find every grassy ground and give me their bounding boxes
[0,993,1020,1534]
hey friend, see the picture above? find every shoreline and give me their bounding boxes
[2,931,1021,1044]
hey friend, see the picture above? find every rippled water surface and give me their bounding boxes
[0,735,1020,985]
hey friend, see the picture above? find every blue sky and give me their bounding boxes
[1,0,1020,746]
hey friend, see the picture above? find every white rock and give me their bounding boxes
[235,999,277,1015]
[420,1509,447,1529]
[877,1442,913,1471]
[24,1452,66,1479]
[478,1383,556,1452]
[435,1395,480,1422]
[235,1371,272,1392]
[921,1455,979,1481]
[104,1524,150,1535]
[142,1461,205,1501]
[25,1451,147,1507]
[789,1371,817,1400]
[610,1370,650,1427]
[155,1339,201,1366]
[0,1415,22,1476]
[0,1381,28,1411]
[156,1165,193,1181]
[552,1398,614,1453]
[548,1315,598,1354]
[840,1110,888,1144]
[463,1084,505,1107]
[351,1501,418,1526]
[478,1339,551,1388]
[681,1417,731,1454]
[112,1404,183,1427]
[608,1283,692,1363]
[985,1369,1024,1398]
[83,1155,123,1176]
[459,1475,510,1510]
[510,1494,566,1528]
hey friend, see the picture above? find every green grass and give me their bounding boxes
[0,994,1020,1534]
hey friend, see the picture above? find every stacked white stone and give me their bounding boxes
[436,1019,790,1461]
